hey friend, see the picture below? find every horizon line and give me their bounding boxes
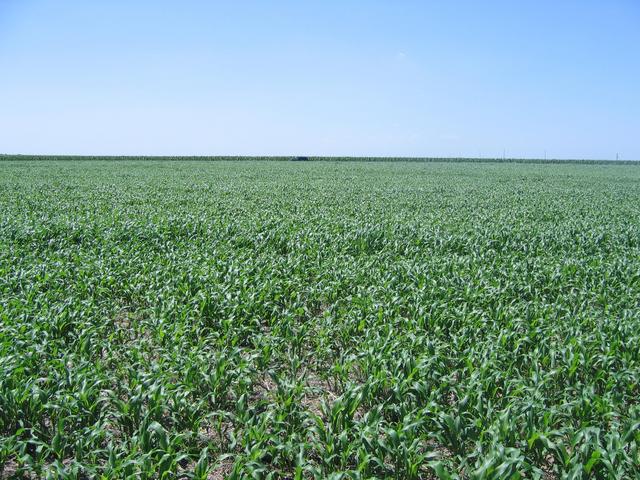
[0,153,638,164]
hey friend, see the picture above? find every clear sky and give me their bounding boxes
[1,1,638,159]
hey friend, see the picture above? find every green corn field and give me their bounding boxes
[1,158,639,479]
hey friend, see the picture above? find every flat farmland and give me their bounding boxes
[1,159,639,478]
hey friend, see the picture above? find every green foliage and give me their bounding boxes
[1,159,639,478]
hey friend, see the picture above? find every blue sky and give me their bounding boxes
[1,1,638,159]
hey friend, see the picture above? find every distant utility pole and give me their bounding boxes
[616,153,619,161]
[544,150,547,161]
[503,149,506,161]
